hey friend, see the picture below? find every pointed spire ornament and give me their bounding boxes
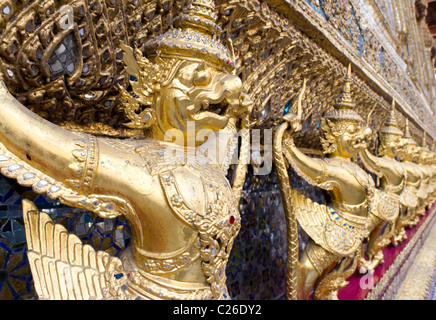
[335,63,354,109]
[403,118,411,138]
[403,119,417,145]
[379,100,403,136]
[421,132,430,151]
[324,64,363,122]
[143,0,235,72]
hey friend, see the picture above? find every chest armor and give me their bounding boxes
[370,188,400,222]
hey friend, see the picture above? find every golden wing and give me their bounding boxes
[22,199,129,300]
[291,188,364,258]
[289,188,330,248]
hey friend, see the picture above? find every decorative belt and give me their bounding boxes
[131,234,201,276]
[334,209,368,226]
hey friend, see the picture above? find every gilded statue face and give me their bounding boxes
[395,140,419,162]
[337,122,372,157]
[378,133,401,158]
[418,149,430,164]
[322,119,372,157]
[159,60,243,143]
[408,145,421,162]
[430,153,436,165]
[393,138,407,160]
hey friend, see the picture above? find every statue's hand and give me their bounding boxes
[282,78,306,134]
[283,113,302,134]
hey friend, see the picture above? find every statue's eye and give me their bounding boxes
[346,125,358,134]
[193,69,212,86]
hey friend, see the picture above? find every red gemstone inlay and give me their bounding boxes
[229,215,235,224]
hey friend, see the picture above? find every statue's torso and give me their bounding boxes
[95,137,240,299]
[379,156,404,194]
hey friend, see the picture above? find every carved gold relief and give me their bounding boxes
[0,0,434,301]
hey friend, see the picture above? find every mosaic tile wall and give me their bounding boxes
[0,174,132,300]
[225,164,326,300]
[0,161,324,300]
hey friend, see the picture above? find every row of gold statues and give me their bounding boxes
[0,0,434,300]
[274,65,436,300]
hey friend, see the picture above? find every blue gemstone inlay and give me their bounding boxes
[283,100,291,116]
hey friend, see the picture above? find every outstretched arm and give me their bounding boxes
[0,85,93,190]
[359,149,382,177]
[278,79,326,185]
[281,131,327,186]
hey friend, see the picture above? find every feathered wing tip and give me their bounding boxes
[22,199,125,300]
[120,42,139,79]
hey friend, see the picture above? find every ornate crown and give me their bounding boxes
[323,64,363,123]
[143,0,235,72]
[379,100,403,136]
[119,0,238,129]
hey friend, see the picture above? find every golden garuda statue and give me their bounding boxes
[273,65,399,300]
[357,100,405,272]
[0,0,253,300]
[415,134,436,217]
[391,119,423,244]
